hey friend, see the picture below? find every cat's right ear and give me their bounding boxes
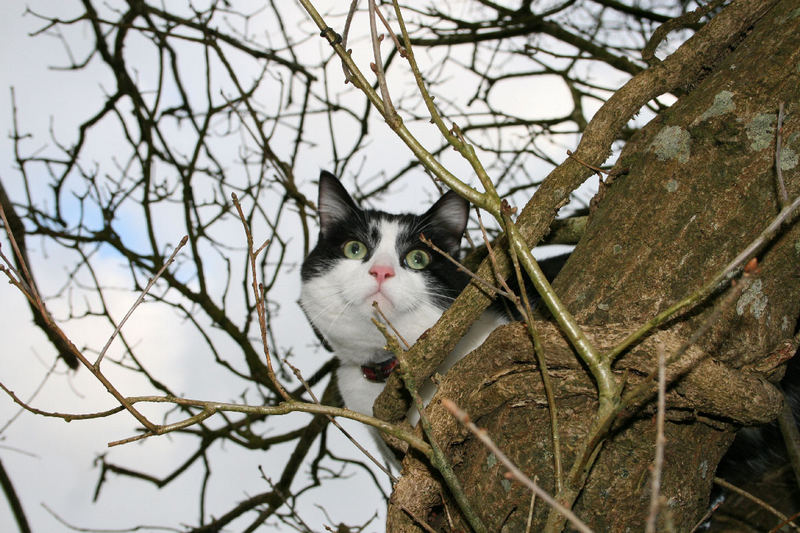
[423,190,470,253]
[317,170,359,236]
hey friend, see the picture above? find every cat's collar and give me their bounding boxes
[361,356,399,383]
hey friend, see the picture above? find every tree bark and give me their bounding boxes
[387,0,800,530]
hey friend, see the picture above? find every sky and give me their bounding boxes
[0,1,648,531]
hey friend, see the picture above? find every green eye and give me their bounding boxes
[342,240,367,259]
[405,249,431,270]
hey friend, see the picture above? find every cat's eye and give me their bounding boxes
[405,249,431,270]
[342,240,367,260]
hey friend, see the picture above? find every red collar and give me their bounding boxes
[361,357,399,382]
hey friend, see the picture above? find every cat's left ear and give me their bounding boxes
[317,170,360,236]
[423,190,469,252]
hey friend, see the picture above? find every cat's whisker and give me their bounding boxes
[416,288,457,303]
[327,299,356,330]
[306,297,353,325]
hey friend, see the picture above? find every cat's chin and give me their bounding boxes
[365,292,393,310]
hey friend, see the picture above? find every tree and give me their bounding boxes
[0,0,798,531]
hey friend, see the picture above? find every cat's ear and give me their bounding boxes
[317,170,359,235]
[423,190,469,252]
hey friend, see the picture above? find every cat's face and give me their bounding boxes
[300,171,470,365]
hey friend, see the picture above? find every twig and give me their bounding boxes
[641,0,725,66]
[41,501,181,532]
[645,345,667,533]
[713,476,800,530]
[478,209,564,494]
[367,0,399,127]
[505,216,615,409]
[370,314,488,533]
[0,381,126,421]
[386,1,463,150]
[559,267,752,531]
[0,189,41,305]
[690,496,723,532]
[340,0,360,83]
[441,399,593,533]
[566,149,610,176]
[607,190,800,361]
[418,233,512,300]
[439,489,457,531]
[257,473,316,533]
[0,178,78,368]
[474,211,519,306]
[95,236,189,367]
[0,199,157,432]
[525,477,538,533]
[0,379,432,454]
[371,301,410,350]
[400,506,438,533]
[231,192,291,401]
[0,358,59,435]
[595,271,750,463]
[389,1,501,202]
[108,409,216,447]
[108,395,429,452]
[770,510,800,533]
[283,357,398,483]
[0,458,31,533]
[373,2,406,57]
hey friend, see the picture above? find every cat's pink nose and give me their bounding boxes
[369,264,395,284]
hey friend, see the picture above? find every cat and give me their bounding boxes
[299,170,506,421]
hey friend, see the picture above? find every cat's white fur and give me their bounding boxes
[300,218,505,418]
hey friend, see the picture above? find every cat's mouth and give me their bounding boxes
[367,290,393,308]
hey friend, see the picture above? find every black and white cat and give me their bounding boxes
[299,171,505,418]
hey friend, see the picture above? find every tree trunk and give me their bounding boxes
[387,0,800,530]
